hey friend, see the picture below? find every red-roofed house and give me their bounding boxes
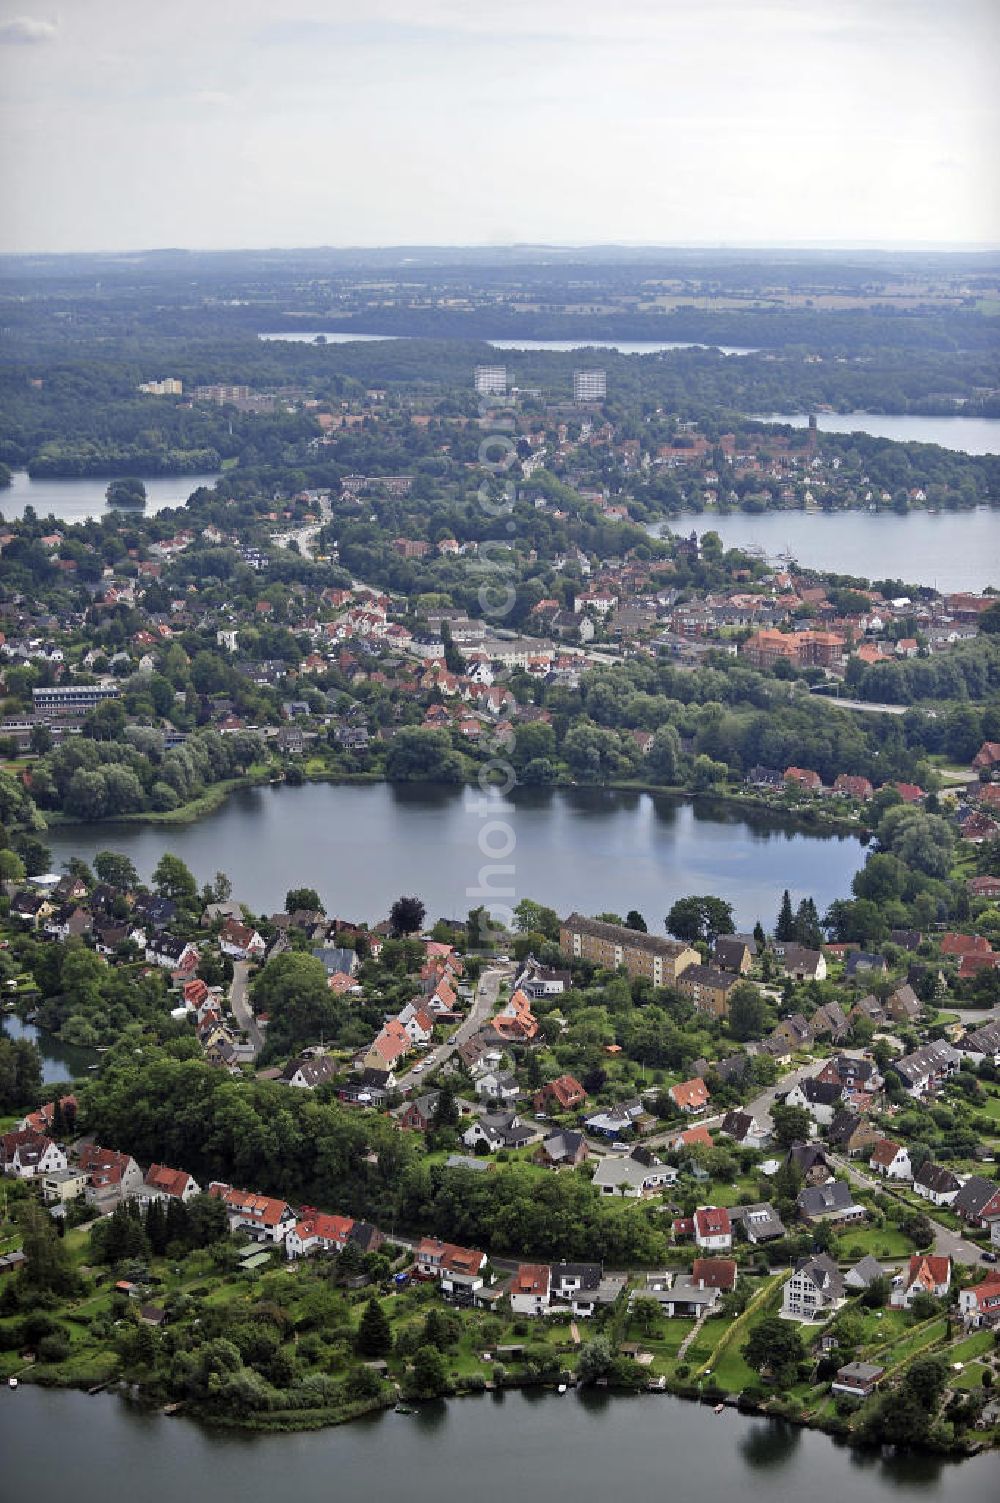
[533,1075,587,1114]
[891,1254,951,1309]
[413,1237,487,1295]
[211,1184,296,1244]
[869,1138,912,1181]
[0,1130,66,1178]
[940,933,993,957]
[892,782,925,804]
[364,1019,411,1071]
[142,1164,200,1203]
[219,918,266,960]
[785,767,823,793]
[972,742,1000,772]
[670,1124,713,1151]
[285,1211,355,1259]
[958,1273,1000,1328]
[18,1094,77,1136]
[691,1257,738,1292]
[694,1205,732,1251]
[510,1262,552,1316]
[833,774,874,801]
[78,1145,144,1207]
[669,1077,710,1115]
[183,978,209,1010]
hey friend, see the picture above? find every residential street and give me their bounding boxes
[396,963,507,1086]
[644,1056,827,1149]
[830,1152,987,1266]
[229,959,263,1056]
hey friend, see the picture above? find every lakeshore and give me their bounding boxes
[39,778,867,928]
[2,1378,997,1503]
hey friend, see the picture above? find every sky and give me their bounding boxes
[0,0,998,254]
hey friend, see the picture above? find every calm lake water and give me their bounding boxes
[759,411,1000,455]
[0,1011,97,1084]
[258,331,757,355]
[0,1386,992,1503]
[0,470,221,526]
[659,507,1000,593]
[42,782,864,930]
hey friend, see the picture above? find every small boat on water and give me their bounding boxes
[8,1377,18,1388]
[394,1403,416,1415]
[557,1384,567,1394]
[713,1403,725,1415]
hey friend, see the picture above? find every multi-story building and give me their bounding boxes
[560,913,698,987]
[33,683,120,718]
[782,1253,845,1321]
[474,364,507,396]
[741,629,845,670]
[193,383,253,404]
[676,964,741,1017]
[573,369,606,403]
[138,378,183,396]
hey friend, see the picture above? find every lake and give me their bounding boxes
[0,1011,97,1085]
[758,411,1000,456]
[0,470,221,526]
[0,1385,992,1503]
[258,331,757,355]
[657,507,1000,593]
[41,782,864,930]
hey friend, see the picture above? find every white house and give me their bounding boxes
[218,918,267,960]
[891,1254,951,1309]
[285,1212,355,1259]
[142,1164,201,1203]
[869,1139,912,1181]
[145,936,200,972]
[958,1274,1000,1328]
[694,1205,732,1251]
[211,1185,296,1244]
[0,1132,66,1179]
[782,1254,845,1322]
[510,1263,551,1316]
[784,1077,842,1127]
[894,1041,962,1097]
[474,1070,520,1105]
[913,1162,961,1206]
[398,1001,436,1045]
[592,1156,676,1198]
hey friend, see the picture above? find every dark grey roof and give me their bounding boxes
[844,1254,886,1289]
[797,1181,860,1217]
[792,1252,844,1297]
[550,1261,602,1291]
[952,1175,1000,1219]
[914,1161,961,1195]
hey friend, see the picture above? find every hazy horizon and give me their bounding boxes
[3,239,1000,262]
[2,0,998,255]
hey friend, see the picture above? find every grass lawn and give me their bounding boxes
[952,1362,990,1391]
[882,1317,949,1372]
[834,1225,914,1259]
[855,1307,911,1353]
[948,1328,996,1364]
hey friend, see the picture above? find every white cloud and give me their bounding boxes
[189,90,233,108]
[0,16,57,45]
